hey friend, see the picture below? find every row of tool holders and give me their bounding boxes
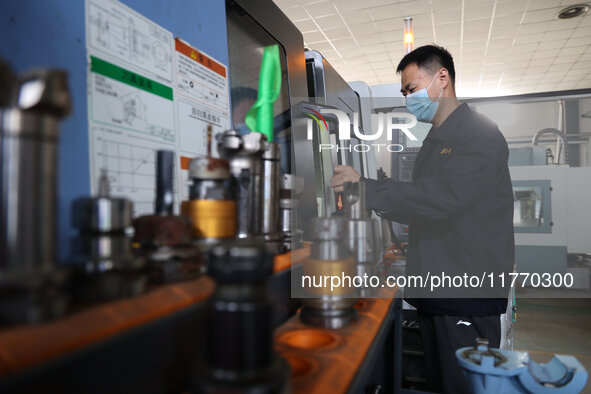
[0,63,401,393]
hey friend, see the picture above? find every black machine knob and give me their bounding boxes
[194,239,289,393]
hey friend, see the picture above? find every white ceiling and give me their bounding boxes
[272,0,591,97]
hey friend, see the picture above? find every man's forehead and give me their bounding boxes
[401,63,428,85]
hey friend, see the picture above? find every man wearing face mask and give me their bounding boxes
[331,45,514,394]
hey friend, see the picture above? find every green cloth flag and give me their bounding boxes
[245,45,282,142]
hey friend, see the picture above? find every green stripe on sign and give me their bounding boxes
[90,56,173,100]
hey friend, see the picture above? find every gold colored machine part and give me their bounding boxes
[302,257,356,296]
[181,200,236,239]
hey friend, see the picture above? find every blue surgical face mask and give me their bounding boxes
[405,72,443,123]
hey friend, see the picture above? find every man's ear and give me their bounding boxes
[439,68,450,90]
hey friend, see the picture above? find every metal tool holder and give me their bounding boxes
[69,171,146,303]
[133,150,202,284]
[261,141,284,253]
[457,338,588,393]
[300,217,357,329]
[193,239,290,393]
[217,129,265,240]
[181,154,236,247]
[342,182,382,297]
[279,174,303,252]
[0,64,71,325]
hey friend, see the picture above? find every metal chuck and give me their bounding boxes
[300,217,357,329]
[342,182,382,297]
[69,171,146,303]
[181,154,236,247]
[193,239,290,393]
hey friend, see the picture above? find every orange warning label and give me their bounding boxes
[180,156,192,170]
[175,38,227,78]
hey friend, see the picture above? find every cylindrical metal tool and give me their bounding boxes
[0,66,70,325]
[155,150,174,216]
[300,217,357,329]
[1,68,70,274]
[343,182,382,297]
[181,155,236,242]
[70,171,146,303]
[133,150,202,284]
[261,141,283,253]
[193,239,290,393]
[217,130,264,239]
[279,174,303,251]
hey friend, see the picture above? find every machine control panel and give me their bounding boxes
[398,151,419,182]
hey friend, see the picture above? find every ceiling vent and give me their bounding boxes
[557,4,589,19]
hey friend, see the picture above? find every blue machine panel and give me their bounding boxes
[515,245,567,276]
[0,0,229,261]
[508,146,547,166]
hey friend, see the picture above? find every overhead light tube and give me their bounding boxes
[404,17,414,54]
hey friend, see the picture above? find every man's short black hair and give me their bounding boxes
[396,45,455,86]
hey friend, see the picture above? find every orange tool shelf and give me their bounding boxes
[275,286,398,393]
[0,245,310,379]
[0,276,215,377]
[273,244,310,273]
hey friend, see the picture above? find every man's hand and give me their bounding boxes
[331,165,361,193]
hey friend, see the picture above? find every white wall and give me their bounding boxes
[470,100,591,166]
[471,101,560,139]
[365,88,591,171]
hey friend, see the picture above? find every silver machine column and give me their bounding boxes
[261,140,284,253]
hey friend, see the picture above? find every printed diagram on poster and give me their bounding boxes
[85,0,230,215]
[90,56,175,142]
[87,0,173,82]
[91,127,177,214]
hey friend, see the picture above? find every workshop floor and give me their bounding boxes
[513,291,591,393]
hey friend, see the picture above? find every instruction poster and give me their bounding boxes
[85,0,230,215]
